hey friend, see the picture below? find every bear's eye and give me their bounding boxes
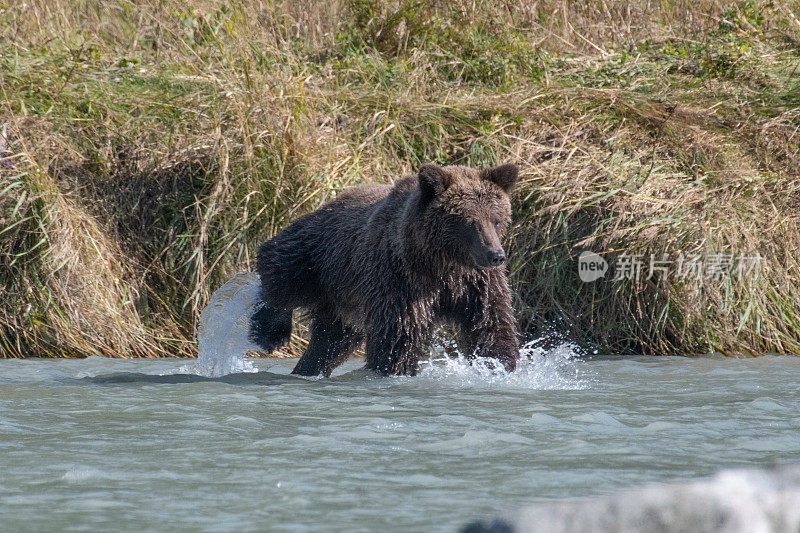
[493,219,501,229]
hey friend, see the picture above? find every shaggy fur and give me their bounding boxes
[251,163,520,376]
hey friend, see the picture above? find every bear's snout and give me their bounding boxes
[486,249,506,267]
[473,246,506,269]
[467,222,506,269]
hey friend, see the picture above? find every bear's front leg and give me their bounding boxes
[461,272,519,372]
[364,318,426,376]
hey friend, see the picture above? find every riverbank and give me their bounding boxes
[2,1,799,358]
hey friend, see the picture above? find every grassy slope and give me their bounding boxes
[1,0,799,358]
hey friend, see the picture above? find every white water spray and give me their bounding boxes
[178,272,263,377]
[418,340,590,390]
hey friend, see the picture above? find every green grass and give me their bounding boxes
[1,0,799,358]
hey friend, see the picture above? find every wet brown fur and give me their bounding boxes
[251,163,520,376]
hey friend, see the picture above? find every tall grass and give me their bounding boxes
[1,0,799,358]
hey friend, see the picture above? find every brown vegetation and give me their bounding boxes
[1,0,799,358]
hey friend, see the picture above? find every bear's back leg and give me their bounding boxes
[257,230,323,310]
[292,314,363,377]
[249,302,292,353]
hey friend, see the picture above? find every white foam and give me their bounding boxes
[417,340,590,390]
[60,466,111,482]
[177,272,263,377]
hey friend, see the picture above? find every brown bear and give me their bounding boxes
[250,163,520,377]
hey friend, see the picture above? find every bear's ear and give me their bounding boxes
[418,164,453,199]
[481,163,519,193]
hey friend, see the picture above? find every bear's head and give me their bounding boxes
[416,163,518,270]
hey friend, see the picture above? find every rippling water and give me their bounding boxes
[2,353,800,532]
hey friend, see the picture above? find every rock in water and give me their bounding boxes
[463,464,800,533]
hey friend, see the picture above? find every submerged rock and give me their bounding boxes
[463,464,800,533]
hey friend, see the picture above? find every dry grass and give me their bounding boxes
[1,0,799,358]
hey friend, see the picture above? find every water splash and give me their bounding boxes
[174,270,588,387]
[417,340,590,390]
[177,272,263,377]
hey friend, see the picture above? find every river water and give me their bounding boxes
[3,275,800,531]
[2,352,800,532]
